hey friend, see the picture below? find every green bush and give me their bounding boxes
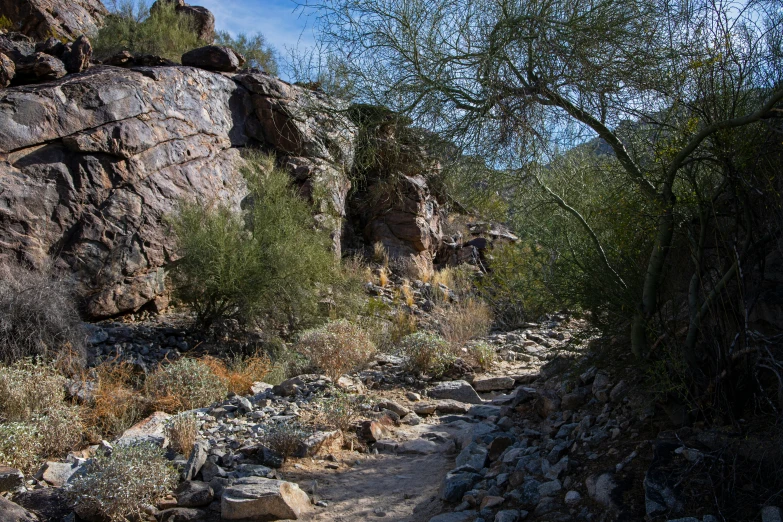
[68,442,177,522]
[477,243,560,328]
[170,151,341,329]
[145,358,227,411]
[398,331,455,377]
[215,31,278,74]
[93,0,203,62]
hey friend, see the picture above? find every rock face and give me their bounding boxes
[0,52,14,87]
[0,0,107,41]
[0,66,355,317]
[0,496,39,522]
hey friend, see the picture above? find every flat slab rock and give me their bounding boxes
[117,411,170,447]
[472,376,516,391]
[0,466,25,493]
[221,477,310,520]
[428,380,483,405]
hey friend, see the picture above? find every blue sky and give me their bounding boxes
[197,0,317,55]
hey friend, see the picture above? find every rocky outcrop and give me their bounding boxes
[0,0,107,41]
[152,0,216,43]
[0,65,355,318]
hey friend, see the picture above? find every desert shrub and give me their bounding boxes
[436,298,493,346]
[294,320,376,382]
[215,31,278,74]
[315,390,363,433]
[145,358,227,412]
[0,261,85,365]
[0,408,83,474]
[398,331,455,377]
[467,341,497,371]
[432,265,476,301]
[88,361,148,439]
[477,243,560,327]
[170,151,338,329]
[165,413,198,458]
[67,442,177,522]
[93,0,203,62]
[258,421,311,462]
[0,361,66,421]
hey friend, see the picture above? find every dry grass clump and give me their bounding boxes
[0,361,83,473]
[378,266,390,287]
[88,361,148,439]
[294,320,377,382]
[398,331,456,377]
[165,413,198,458]
[145,358,228,412]
[201,352,271,396]
[432,265,476,299]
[0,261,85,365]
[437,298,493,346]
[68,442,177,522]
[258,421,311,463]
[373,242,390,266]
[400,279,415,307]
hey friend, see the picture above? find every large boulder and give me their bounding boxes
[61,35,92,74]
[0,52,14,87]
[12,52,66,84]
[221,477,310,520]
[0,0,107,41]
[182,45,244,72]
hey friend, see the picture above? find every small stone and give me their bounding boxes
[376,400,410,417]
[40,461,83,487]
[183,440,209,481]
[456,442,488,471]
[480,496,504,509]
[406,392,422,401]
[564,490,581,505]
[175,481,214,508]
[361,420,392,443]
[441,472,481,503]
[538,480,562,498]
[609,380,630,402]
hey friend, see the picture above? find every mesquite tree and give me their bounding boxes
[312,0,783,367]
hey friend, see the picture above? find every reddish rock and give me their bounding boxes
[360,420,392,442]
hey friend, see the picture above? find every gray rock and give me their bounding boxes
[473,377,515,392]
[564,490,581,505]
[441,472,481,503]
[0,0,107,41]
[428,511,479,522]
[183,440,209,481]
[494,510,520,522]
[39,461,84,486]
[0,496,38,522]
[609,380,630,402]
[468,405,502,419]
[13,52,66,83]
[456,442,488,471]
[429,380,483,405]
[0,466,24,493]
[175,480,214,508]
[117,411,171,447]
[221,477,310,520]
[537,480,562,498]
[377,399,411,417]
[62,35,92,73]
[0,53,14,88]
[517,479,541,507]
[182,45,244,72]
[592,372,611,397]
[158,507,207,521]
[762,506,783,522]
[587,473,619,511]
[560,387,589,411]
[201,460,227,482]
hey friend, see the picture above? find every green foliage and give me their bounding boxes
[145,358,228,411]
[258,420,312,462]
[467,341,496,371]
[316,389,364,432]
[215,31,278,75]
[477,242,560,328]
[67,443,177,522]
[93,0,203,62]
[170,151,339,329]
[398,331,455,377]
[0,15,17,32]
